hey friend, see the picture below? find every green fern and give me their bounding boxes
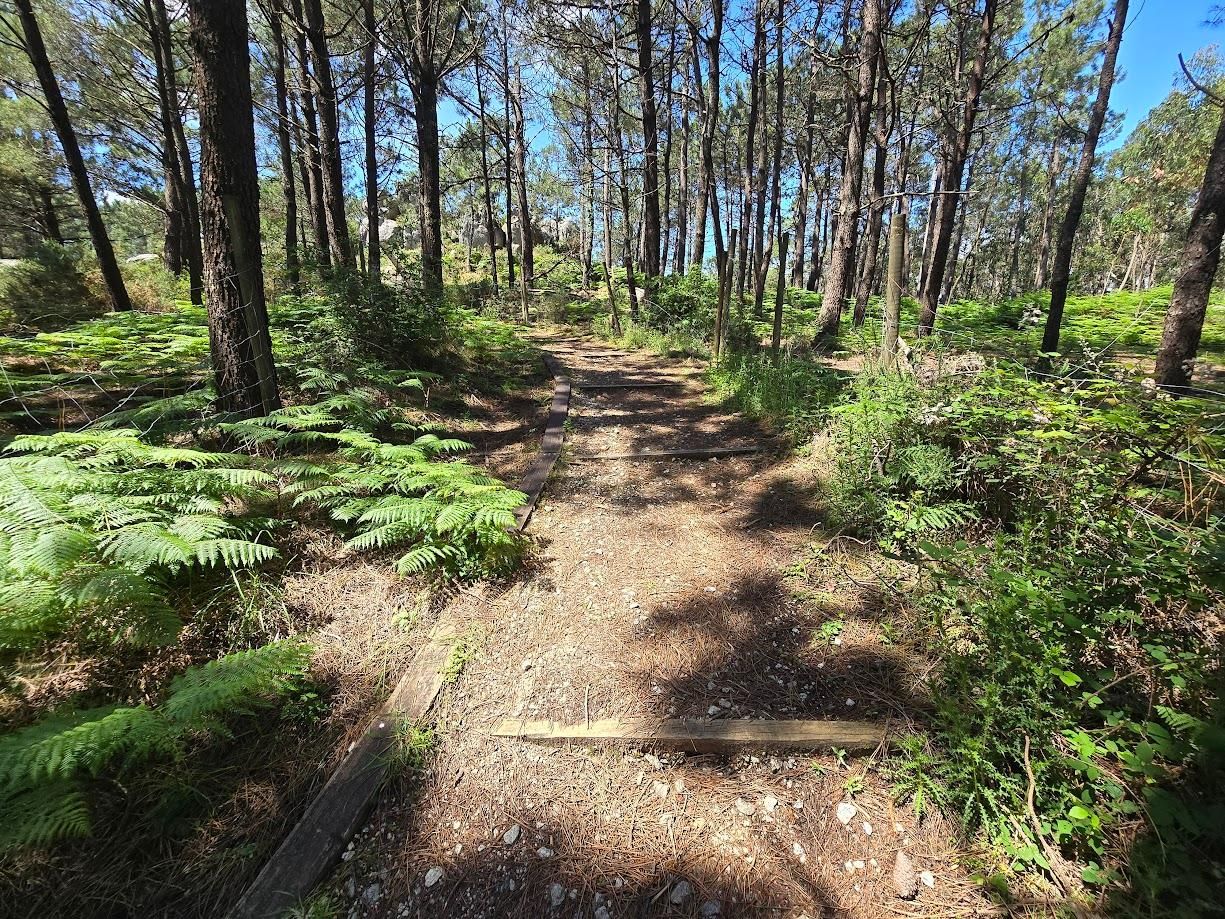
[0,640,311,850]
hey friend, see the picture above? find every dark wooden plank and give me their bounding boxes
[227,619,459,919]
[576,380,687,390]
[512,354,571,531]
[491,717,888,753]
[573,445,762,462]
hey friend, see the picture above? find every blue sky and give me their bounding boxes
[1110,0,1220,144]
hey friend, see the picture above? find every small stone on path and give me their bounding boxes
[734,798,756,816]
[548,882,566,907]
[424,867,444,888]
[669,880,693,905]
[835,801,857,825]
[502,825,521,845]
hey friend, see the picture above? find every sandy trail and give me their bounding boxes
[336,335,984,919]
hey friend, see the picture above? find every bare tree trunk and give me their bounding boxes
[475,55,499,294]
[301,0,353,269]
[290,0,330,270]
[1033,140,1060,289]
[687,0,725,274]
[580,58,596,288]
[674,63,691,275]
[602,145,621,334]
[1154,104,1225,388]
[16,0,131,313]
[772,231,789,359]
[853,52,889,326]
[755,0,785,320]
[188,0,280,415]
[150,0,203,303]
[268,2,300,289]
[637,0,661,277]
[363,0,380,280]
[608,37,639,319]
[881,205,905,369]
[660,19,676,277]
[791,57,816,286]
[916,0,996,336]
[511,66,534,290]
[815,0,884,340]
[1041,0,1128,353]
[501,13,516,287]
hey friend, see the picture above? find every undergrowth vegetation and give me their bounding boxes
[0,280,536,861]
[825,361,1224,913]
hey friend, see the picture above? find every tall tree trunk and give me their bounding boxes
[687,0,724,273]
[413,71,445,291]
[815,0,884,340]
[301,0,353,269]
[511,66,534,288]
[150,0,203,303]
[660,20,676,277]
[636,0,661,277]
[475,55,500,294]
[363,0,380,280]
[941,152,977,303]
[609,35,638,319]
[755,0,785,318]
[580,57,596,288]
[853,52,889,326]
[1033,139,1060,289]
[187,0,280,415]
[1154,106,1225,389]
[500,13,516,287]
[291,0,330,270]
[16,0,131,313]
[602,144,622,334]
[916,0,997,336]
[674,63,691,275]
[791,58,817,286]
[144,0,184,277]
[268,2,300,289]
[1041,0,1128,353]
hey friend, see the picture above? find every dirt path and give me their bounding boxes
[336,335,987,919]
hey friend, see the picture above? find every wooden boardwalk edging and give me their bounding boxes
[491,717,889,753]
[228,354,572,918]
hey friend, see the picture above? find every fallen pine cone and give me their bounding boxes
[893,850,918,900]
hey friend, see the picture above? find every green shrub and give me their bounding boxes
[830,362,1224,906]
[707,351,847,438]
[0,243,101,330]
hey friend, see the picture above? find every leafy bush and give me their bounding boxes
[0,243,101,330]
[707,350,847,438]
[829,363,1224,908]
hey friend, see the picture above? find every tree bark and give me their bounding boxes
[636,0,661,277]
[363,0,380,280]
[301,0,354,269]
[853,50,889,326]
[815,0,884,340]
[772,231,789,359]
[1041,0,1128,354]
[1154,105,1225,389]
[268,2,300,289]
[916,0,996,336]
[511,66,534,289]
[290,0,330,270]
[414,72,445,291]
[187,0,280,416]
[475,55,500,294]
[16,0,131,313]
[687,0,724,273]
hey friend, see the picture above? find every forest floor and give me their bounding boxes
[325,333,994,919]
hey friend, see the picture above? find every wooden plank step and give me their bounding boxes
[512,354,571,531]
[576,380,687,390]
[491,717,888,753]
[227,623,459,919]
[573,445,762,461]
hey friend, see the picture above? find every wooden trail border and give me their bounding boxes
[575,380,687,390]
[228,354,572,919]
[573,444,763,462]
[492,717,889,753]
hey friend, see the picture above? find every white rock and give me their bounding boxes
[537,847,554,858]
[548,882,566,907]
[653,781,670,799]
[862,821,873,835]
[424,867,444,888]
[853,860,865,870]
[920,870,935,888]
[763,795,778,812]
[835,801,857,825]
[502,825,521,845]
[734,799,756,816]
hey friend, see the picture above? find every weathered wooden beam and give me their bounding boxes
[491,717,888,753]
[512,354,571,531]
[576,380,687,390]
[573,445,762,461]
[226,622,460,918]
